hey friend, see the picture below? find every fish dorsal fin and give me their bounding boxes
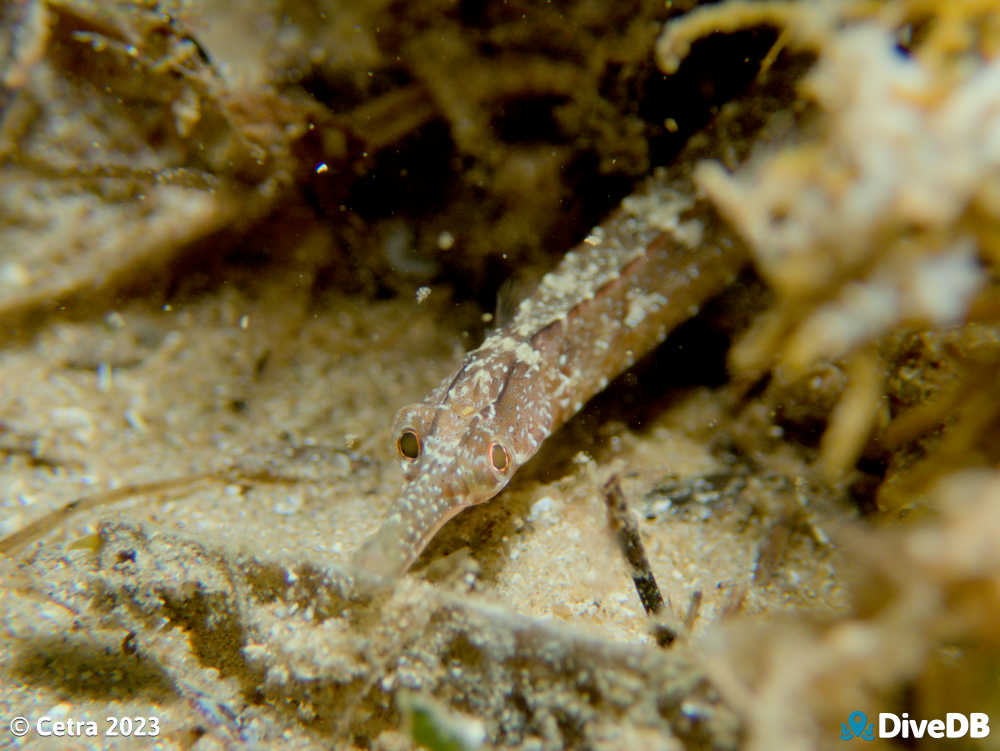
[494,266,543,329]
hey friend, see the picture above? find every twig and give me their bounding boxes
[0,467,307,556]
[603,475,679,646]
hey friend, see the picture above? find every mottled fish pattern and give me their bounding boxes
[353,170,747,577]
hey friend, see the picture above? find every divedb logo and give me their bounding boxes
[841,710,991,741]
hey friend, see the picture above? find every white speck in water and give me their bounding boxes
[416,286,432,304]
[437,230,455,250]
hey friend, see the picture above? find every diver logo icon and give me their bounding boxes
[841,711,875,741]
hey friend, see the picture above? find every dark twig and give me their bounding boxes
[603,475,679,646]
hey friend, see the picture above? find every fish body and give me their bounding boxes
[353,175,746,577]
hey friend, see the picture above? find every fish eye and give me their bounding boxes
[489,442,509,472]
[397,430,421,460]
